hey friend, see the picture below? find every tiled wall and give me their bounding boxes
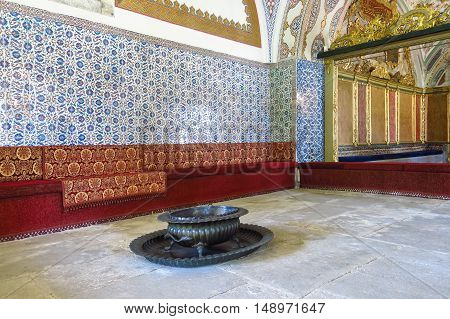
[0,4,327,163]
[296,59,325,162]
[269,60,296,142]
[0,5,294,147]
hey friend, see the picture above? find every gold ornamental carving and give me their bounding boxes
[331,3,449,50]
[333,66,339,162]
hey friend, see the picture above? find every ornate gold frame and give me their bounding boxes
[115,0,262,47]
[421,94,426,143]
[384,86,389,144]
[353,79,359,145]
[412,93,417,143]
[366,84,372,145]
[331,5,449,50]
[396,90,400,144]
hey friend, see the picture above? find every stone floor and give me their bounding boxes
[1,189,449,299]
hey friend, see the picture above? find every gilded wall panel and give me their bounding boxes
[427,93,448,142]
[370,86,386,144]
[388,90,397,144]
[357,83,367,144]
[415,95,421,142]
[338,80,354,146]
[399,93,413,143]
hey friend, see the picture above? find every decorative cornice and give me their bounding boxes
[115,0,262,47]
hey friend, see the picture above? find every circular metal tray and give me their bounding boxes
[130,224,273,268]
[157,206,248,224]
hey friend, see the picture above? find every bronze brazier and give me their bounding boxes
[158,205,248,257]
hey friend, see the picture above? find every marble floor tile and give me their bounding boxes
[304,257,445,299]
[82,267,245,299]
[0,189,448,299]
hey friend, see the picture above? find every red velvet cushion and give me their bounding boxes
[143,142,295,172]
[299,162,345,170]
[341,162,405,171]
[167,163,263,180]
[61,172,166,210]
[0,179,62,199]
[166,166,219,180]
[402,163,450,173]
[166,162,294,180]
[262,161,296,170]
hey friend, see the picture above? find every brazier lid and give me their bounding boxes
[158,205,248,224]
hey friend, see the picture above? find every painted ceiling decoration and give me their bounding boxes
[279,0,305,59]
[115,0,262,47]
[265,0,279,17]
[263,0,282,61]
[278,0,348,61]
[277,0,449,60]
[274,0,448,87]
[424,42,449,87]
[50,0,114,16]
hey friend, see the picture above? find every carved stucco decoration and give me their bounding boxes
[330,1,449,49]
[338,48,417,86]
[276,0,448,63]
[115,0,262,47]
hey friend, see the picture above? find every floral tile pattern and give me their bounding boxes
[296,59,324,162]
[269,61,296,142]
[0,6,293,147]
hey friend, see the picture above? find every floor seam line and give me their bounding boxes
[301,257,379,299]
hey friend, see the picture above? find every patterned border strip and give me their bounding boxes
[0,0,268,68]
[338,143,446,157]
[63,193,165,212]
[299,185,450,200]
[0,186,293,242]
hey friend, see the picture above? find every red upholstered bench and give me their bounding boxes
[299,162,450,199]
[0,179,62,199]
[0,146,43,182]
[0,143,295,241]
[402,163,450,173]
[43,145,166,211]
[61,171,166,210]
[164,161,296,180]
[142,142,295,172]
[0,146,61,199]
[141,142,296,208]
